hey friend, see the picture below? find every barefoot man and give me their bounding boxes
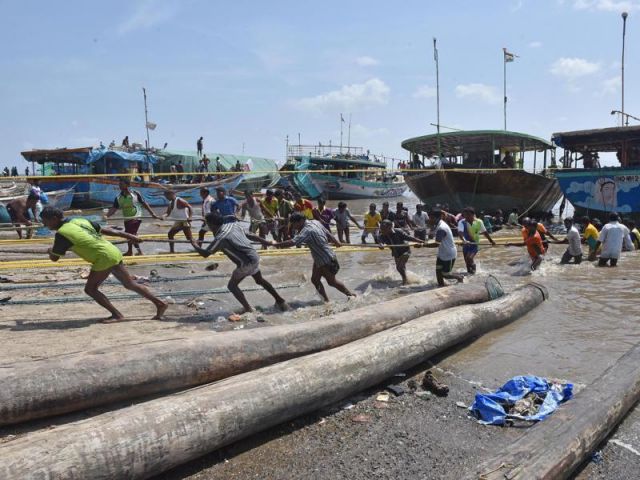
[190,212,288,314]
[41,206,167,322]
[162,190,193,254]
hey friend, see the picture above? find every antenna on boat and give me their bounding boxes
[340,114,345,154]
[503,48,517,130]
[347,113,352,154]
[142,87,151,150]
[621,11,629,127]
[433,38,441,161]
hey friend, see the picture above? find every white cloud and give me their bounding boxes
[601,75,621,94]
[573,0,639,12]
[293,78,390,112]
[117,0,179,35]
[351,124,390,138]
[550,57,601,78]
[455,83,501,104]
[529,41,543,48]
[355,56,379,67]
[413,85,437,99]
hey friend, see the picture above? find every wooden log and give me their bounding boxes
[0,283,547,480]
[468,342,640,480]
[0,278,504,426]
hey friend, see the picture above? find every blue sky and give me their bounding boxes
[1,0,638,170]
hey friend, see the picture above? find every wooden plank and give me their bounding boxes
[0,283,546,480]
[0,278,503,426]
[468,342,640,480]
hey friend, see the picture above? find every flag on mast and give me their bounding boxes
[340,113,345,123]
[433,37,438,62]
[503,48,518,63]
[146,121,157,130]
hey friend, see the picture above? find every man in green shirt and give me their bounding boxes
[41,207,168,323]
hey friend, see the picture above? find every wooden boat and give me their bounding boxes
[286,144,406,200]
[0,187,75,211]
[401,130,562,214]
[552,125,640,222]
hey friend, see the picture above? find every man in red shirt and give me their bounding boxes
[507,218,544,270]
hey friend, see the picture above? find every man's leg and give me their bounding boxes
[167,225,181,254]
[435,258,445,287]
[181,224,193,242]
[84,269,122,319]
[197,229,207,247]
[344,226,351,244]
[227,273,253,313]
[336,227,344,243]
[361,230,368,243]
[320,262,355,298]
[252,270,287,309]
[574,254,583,264]
[560,251,572,264]
[610,258,618,267]
[598,257,609,267]
[311,263,329,302]
[110,263,168,320]
[395,255,409,285]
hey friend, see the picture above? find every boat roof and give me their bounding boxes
[21,147,93,164]
[401,130,553,156]
[552,125,640,152]
[301,155,386,168]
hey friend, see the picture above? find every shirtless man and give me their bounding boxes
[5,193,39,239]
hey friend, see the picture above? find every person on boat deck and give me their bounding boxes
[580,216,600,261]
[260,189,279,240]
[41,206,167,323]
[162,190,193,254]
[292,192,314,220]
[458,206,496,274]
[2,167,9,176]
[362,203,382,244]
[5,194,39,239]
[197,187,215,247]
[378,219,425,285]
[274,189,294,241]
[268,212,356,302]
[501,151,515,169]
[191,212,288,315]
[313,198,335,231]
[507,208,519,226]
[121,136,129,148]
[234,160,242,172]
[210,186,239,224]
[596,212,633,267]
[412,204,429,241]
[428,208,464,287]
[380,201,396,223]
[25,166,29,176]
[626,220,640,250]
[521,218,558,253]
[197,136,203,157]
[202,154,210,172]
[505,218,545,271]
[334,201,361,244]
[105,178,159,256]
[555,217,583,264]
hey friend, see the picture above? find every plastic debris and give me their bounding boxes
[456,401,467,409]
[228,314,243,322]
[422,371,449,397]
[351,414,372,423]
[386,385,405,397]
[376,392,390,402]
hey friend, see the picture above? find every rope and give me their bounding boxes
[0,283,302,305]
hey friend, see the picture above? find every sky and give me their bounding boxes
[1,0,639,170]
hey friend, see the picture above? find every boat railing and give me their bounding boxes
[287,144,365,158]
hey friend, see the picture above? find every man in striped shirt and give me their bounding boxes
[190,212,288,314]
[269,213,355,301]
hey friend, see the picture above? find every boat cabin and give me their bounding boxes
[552,125,640,169]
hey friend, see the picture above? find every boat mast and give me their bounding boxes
[340,114,344,154]
[434,38,441,161]
[621,11,628,127]
[347,113,352,154]
[142,87,151,150]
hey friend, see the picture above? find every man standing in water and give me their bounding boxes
[378,219,425,285]
[361,203,381,243]
[581,216,600,261]
[162,190,193,254]
[269,212,355,301]
[105,178,159,256]
[595,212,632,267]
[428,208,464,286]
[190,212,288,314]
[41,207,167,322]
[505,219,545,271]
[557,217,583,264]
[333,201,361,244]
[457,206,496,274]
[412,204,429,240]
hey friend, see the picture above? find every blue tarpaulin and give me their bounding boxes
[86,148,157,165]
[470,375,573,425]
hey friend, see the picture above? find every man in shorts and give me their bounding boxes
[190,212,288,314]
[162,190,193,254]
[361,203,382,243]
[105,178,158,256]
[197,187,215,247]
[333,201,361,244]
[457,206,496,274]
[41,206,167,322]
[428,208,464,286]
[378,219,424,285]
[505,218,545,271]
[557,218,583,264]
[5,193,39,239]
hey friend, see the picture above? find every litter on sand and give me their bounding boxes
[469,375,573,425]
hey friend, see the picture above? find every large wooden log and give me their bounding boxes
[0,283,546,480]
[468,342,640,480]
[0,278,503,426]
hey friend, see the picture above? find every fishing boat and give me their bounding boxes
[552,125,640,222]
[0,187,76,211]
[400,130,562,214]
[285,144,406,200]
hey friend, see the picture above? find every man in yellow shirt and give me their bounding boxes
[361,203,382,243]
[41,207,168,323]
[581,216,600,261]
[259,189,279,240]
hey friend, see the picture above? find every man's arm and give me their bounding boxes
[347,212,361,229]
[245,232,270,246]
[482,231,497,246]
[190,237,221,258]
[325,229,341,247]
[100,226,143,243]
[138,193,159,219]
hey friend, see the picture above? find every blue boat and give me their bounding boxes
[552,125,640,221]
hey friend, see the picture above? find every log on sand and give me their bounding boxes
[469,342,640,480]
[0,278,504,426]
[0,283,547,480]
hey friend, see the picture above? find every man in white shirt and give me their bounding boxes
[596,212,633,267]
[558,218,583,264]
[428,208,464,287]
[197,187,215,247]
[412,204,429,240]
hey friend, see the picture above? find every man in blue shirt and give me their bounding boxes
[211,187,239,223]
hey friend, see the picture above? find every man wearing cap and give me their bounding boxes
[211,186,239,224]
